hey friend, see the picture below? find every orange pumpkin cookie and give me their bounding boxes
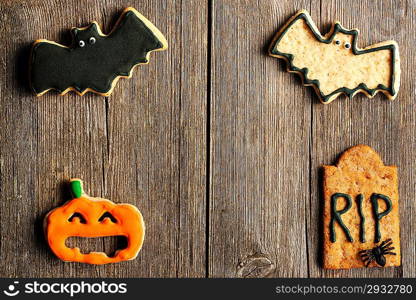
[44,179,145,264]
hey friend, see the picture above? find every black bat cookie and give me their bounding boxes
[268,10,400,104]
[30,7,168,96]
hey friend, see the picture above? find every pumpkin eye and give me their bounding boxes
[98,212,117,223]
[68,212,87,224]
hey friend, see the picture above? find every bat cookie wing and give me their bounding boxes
[104,7,167,77]
[268,10,400,104]
[30,7,168,96]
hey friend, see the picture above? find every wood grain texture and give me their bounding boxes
[308,0,415,278]
[210,0,415,277]
[0,0,207,277]
[0,0,414,278]
[209,0,312,278]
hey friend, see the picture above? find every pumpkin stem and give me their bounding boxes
[70,179,84,198]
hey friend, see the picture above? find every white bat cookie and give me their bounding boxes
[269,10,400,104]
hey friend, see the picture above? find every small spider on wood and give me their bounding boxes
[359,239,396,267]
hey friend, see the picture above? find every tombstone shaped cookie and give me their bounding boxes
[30,7,168,96]
[44,179,145,264]
[268,10,400,103]
[322,145,401,269]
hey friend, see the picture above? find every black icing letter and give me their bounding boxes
[356,194,366,243]
[371,193,392,243]
[330,193,353,242]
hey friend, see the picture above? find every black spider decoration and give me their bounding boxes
[358,239,396,267]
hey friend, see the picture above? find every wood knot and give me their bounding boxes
[236,254,275,278]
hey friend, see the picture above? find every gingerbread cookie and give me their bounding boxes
[44,179,145,264]
[323,145,401,269]
[30,7,168,96]
[268,10,400,104]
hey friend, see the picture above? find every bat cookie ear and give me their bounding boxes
[87,22,100,34]
[71,27,79,36]
[90,23,98,30]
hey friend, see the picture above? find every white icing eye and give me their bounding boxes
[89,37,96,44]
[335,40,341,45]
[345,43,351,49]
[78,40,85,47]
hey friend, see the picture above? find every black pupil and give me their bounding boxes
[336,40,340,45]
[345,44,350,48]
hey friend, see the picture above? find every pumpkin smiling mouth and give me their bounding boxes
[65,235,128,257]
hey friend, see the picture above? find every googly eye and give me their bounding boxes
[89,37,96,44]
[344,43,351,49]
[78,40,85,48]
[335,40,341,45]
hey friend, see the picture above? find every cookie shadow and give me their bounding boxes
[14,43,33,95]
[33,180,73,259]
[317,166,325,268]
[316,151,344,268]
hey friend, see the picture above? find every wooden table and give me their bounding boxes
[0,0,414,278]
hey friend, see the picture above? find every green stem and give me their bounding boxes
[70,179,84,198]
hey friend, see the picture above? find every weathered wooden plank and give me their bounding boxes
[102,0,207,278]
[0,0,207,277]
[209,0,311,277]
[0,0,109,278]
[0,0,413,279]
[308,0,415,277]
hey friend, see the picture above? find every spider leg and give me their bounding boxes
[381,243,393,250]
[379,241,388,247]
[384,251,396,256]
[366,259,373,267]
[362,257,372,262]
[360,254,371,260]
[382,247,395,252]
[382,243,393,250]
[379,239,392,248]
[381,241,393,249]
[362,254,374,263]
